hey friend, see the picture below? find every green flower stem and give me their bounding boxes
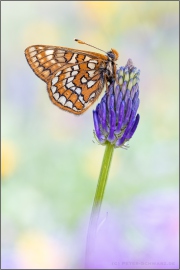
[85,141,114,267]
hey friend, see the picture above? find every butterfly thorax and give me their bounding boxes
[103,48,119,83]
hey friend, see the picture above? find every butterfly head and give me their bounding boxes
[107,49,119,61]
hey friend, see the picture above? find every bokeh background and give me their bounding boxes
[1,1,179,269]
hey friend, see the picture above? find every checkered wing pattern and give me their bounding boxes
[25,45,115,114]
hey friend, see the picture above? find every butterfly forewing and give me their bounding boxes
[25,44,116,114]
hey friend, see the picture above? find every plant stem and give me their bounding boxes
[85,141,114,268]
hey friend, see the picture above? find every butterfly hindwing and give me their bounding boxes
[47,60,105,114]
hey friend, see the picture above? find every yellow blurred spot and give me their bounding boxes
[84,147,120,180]
[1,141,18,179]
[22,21,61,48]
[15,231,68,269]
[83,2,120,19]
[82,2,140,29]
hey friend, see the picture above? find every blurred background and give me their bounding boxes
[1,1,179,269]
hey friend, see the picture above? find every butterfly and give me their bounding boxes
[25,39,119,114]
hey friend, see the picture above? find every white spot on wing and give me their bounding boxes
[38,66,43,72]
[89,60,98,64]
[88,62,96,69]
[66,82,75,88]
[62,79,67,86]
[65,67,73,72]
[56,53,65,57]
[75,88,81,95]
[56,57,65,62]
[84,56,91,61]
[45,50,54,55]
[30,51,37,57]
[79,95,85,104]
[65,72,71,78]
[56,71,62,76]
[53,93,60,100]
[33,61,39,68]
[73,107,79,112]
[67,77,74,83]
[71,71,78,76]
[50,59,56,65]
[89,93,96,99]
[68,54,77,64]
[73,65,79,70]
[46,55,53,61]
[56,50,65,54]
[87,81,96,88]
[28,47,36,53]
[81,76,87,83]
[65,101,73,108]
[88,70,95,77]
[71,87,76,91]
[31,56,37,63]
[52,77,58,85]
[59,96,66,105]
[51,86,56,93]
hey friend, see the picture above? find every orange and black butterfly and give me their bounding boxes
[25,39,119,114]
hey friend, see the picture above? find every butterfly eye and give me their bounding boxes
[107,51,115,60]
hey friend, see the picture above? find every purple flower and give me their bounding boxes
[93,59,140,148]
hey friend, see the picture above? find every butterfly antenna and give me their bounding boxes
[74,38,106,54]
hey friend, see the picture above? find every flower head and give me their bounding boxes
[93,59,140,148]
